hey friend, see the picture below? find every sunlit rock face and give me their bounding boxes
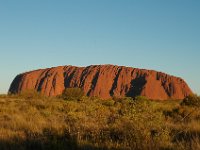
[9,65,193,100]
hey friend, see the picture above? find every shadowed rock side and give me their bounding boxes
[9,65,193,100]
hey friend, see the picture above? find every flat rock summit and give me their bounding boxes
[9,65,193,100]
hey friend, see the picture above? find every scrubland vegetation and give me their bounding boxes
[0,89,200,150]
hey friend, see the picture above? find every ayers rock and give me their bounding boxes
[9,65,193,100]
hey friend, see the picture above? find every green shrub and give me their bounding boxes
[181,95,200,107]
[134,96,148,102]
[102,99,115,107]
[18,90,44,100]
[61,88,84,100]
[0,94,8,98]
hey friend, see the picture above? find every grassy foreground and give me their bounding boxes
[0,93,200,150]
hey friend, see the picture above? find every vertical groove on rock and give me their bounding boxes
[126,76,147,97]
[64,67,77,88]
[87,67,100,96]
[36,69,51,91]
[109,67,123,96]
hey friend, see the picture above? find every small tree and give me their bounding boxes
[62,88,84,100]
[19,90,44,99]
[181,95,200,107]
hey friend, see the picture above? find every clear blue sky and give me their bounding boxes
[0,0,199,94]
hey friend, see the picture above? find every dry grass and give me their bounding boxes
[0,93,200,150]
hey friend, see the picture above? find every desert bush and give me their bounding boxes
[134,95,148,101]
[0,94,8,98]
[18,90,45,100]
[101,99,115,107]
[61,88,84,100]
[181,95,200,107]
